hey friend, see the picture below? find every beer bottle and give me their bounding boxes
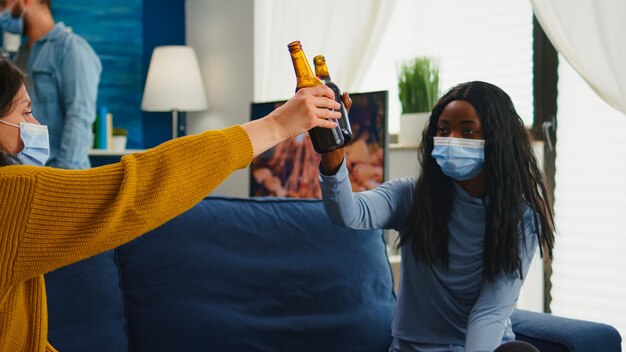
[313,55,353,144]
[288,41,344,153]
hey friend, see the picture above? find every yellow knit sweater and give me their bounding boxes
[0,126,252,352]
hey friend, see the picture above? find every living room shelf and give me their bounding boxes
[88,149,146,156]
[389,143,419,150]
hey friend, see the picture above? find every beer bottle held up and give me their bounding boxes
[288,41,344,153]
[313,55,353,144]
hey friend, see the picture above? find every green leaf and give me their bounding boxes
[397,57,440,113]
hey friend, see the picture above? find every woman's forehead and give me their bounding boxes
[15,86,31,107]
[439,100,481,122]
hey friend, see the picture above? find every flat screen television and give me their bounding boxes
[249,90,389,199]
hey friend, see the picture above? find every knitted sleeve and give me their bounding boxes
[0,126,252,289]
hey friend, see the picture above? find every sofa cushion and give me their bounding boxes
[46,250,129,352]
[117,196,395,352]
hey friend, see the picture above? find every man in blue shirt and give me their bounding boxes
[2,0,101,169]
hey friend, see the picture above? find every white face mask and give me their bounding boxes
[431,137,485,181]
[0,9,24,35]
[0,120,50,166]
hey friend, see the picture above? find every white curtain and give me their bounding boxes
[532,0,626,343]
[551,56,626,348]
[254,0,398,102]
[530,0,626,115]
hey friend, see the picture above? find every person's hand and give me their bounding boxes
[318,92,353,176]
[318,91,352,175]
[241,85,340,157]
[267,85,341,140]
[342,92,352,113]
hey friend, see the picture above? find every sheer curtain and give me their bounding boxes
[531,0,626,114]
[253,0,397,102]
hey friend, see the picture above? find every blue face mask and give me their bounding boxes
[0,120,50,166]
[0,9,23,35]
[431,137,485,181]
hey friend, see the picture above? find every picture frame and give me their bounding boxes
[250,90,389,199]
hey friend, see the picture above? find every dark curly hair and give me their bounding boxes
[400,81,555,281]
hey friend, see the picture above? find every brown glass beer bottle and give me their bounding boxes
[288,41,344,153]
[313,55,353,144]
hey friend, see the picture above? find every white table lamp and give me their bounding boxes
[141,45,208,139]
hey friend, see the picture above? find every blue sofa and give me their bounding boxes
[45,197,622,352]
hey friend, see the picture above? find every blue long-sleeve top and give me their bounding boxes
[19,22,102,169]
[319,159,538,352]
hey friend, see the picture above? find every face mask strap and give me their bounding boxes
[0,119,20,128]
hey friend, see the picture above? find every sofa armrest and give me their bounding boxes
[511,309,622,352]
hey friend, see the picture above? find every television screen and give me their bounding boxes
[250,90,388,199]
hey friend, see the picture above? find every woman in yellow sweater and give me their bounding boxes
[0,57,341,351]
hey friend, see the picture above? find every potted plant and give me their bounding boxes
[112,127,128,151]
[397,57,439,146]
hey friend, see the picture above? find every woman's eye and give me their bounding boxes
[437,127,448,134]
[24,111,33,118]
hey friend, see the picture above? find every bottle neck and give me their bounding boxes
[290,48,322,89]
[314,62,331,83]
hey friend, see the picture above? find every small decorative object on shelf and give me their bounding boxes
[93,106,109,150]
[112,128,128,151]
[397,57,439,146]
[90,125,143,158]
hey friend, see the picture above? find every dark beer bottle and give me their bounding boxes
[313,55,353,144]
[288,41,344,153]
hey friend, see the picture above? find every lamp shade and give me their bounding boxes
[141,46,208,112]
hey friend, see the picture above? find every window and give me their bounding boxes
[358,0,534,133]
[550,56,626,343]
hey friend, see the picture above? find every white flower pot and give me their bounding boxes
[398,112,430,146]
[112,136,127,151]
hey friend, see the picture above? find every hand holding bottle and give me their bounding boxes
[341,91,352,112]
[288,41,345,153]
[314,55,353,144]
[241,85,341,157]
[320,91,352,175]
[269,85,342,138]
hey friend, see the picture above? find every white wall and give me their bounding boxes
[186,0,254,197]
[186,0,417,197]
